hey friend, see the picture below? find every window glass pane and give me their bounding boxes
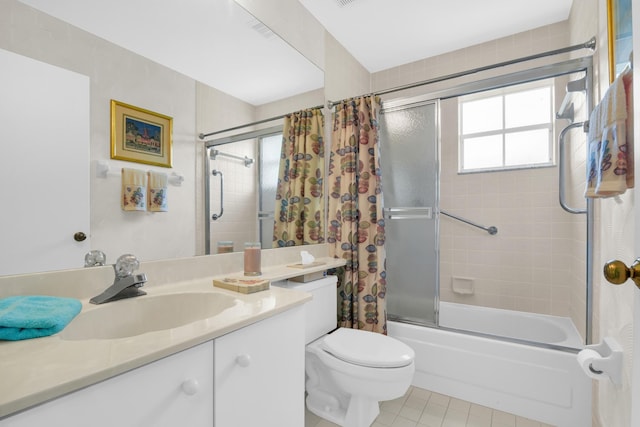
[259,134,282,212]
[461,96,502,134]
[462,135,503,169]
[505,87,550,128]
[504,129,550,166]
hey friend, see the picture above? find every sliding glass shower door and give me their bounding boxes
[379,101,439,326]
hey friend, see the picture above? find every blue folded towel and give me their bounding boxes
[0,296,82,341]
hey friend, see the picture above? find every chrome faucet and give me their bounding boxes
[90,254,147,304]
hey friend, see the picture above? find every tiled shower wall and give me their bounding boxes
[371,20,590,336]
[438,97,586,325]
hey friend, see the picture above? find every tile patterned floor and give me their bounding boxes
[305,386,555,427]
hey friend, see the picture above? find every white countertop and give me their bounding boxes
[0,256,344,419]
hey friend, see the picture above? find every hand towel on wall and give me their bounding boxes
[585,69,633,198]
[148,170,168,212]
[122,168,147,211]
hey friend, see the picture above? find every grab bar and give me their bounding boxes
[558,121,588,214]
[383,207,432,219]
[440,210,498,235]
[210,149,254,167]
[211,169,224,220]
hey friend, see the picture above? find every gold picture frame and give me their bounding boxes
[110,100,173,168]
[607,0,632,83]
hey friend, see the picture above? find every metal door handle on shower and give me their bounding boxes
[558,121,587,214]
[211,169,224,220]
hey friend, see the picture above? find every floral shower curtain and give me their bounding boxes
[328,96,387,334]
[273,108,325,247]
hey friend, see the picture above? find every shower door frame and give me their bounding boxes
[381,56,595,346]
[381,99,442,328]
[203,125,282,255]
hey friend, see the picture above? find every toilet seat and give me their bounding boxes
[320,328,414,368]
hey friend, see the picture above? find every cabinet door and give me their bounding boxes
[2,341,213,427]
[214,306,305,427]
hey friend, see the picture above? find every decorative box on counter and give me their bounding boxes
[213,277,270,294]
[286,261,327,283]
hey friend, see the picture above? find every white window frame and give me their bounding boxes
[458,79,555,173]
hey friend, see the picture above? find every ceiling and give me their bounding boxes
[19,0,574,105]
[299,0,574,73]
[18,0,324,106]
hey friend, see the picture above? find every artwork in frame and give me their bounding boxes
[607,0,632,83]
[110,100,173,168]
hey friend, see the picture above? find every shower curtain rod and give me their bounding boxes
[198,104,325,140]
[326,37,596,109]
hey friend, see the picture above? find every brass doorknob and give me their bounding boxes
[603,259,640,289]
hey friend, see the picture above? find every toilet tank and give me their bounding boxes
[277,275,337,344]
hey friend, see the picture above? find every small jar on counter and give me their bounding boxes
[216,241,234,254]
[243,242,262,276]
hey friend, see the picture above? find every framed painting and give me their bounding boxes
[607,0,632,83]
[110,100,173,168]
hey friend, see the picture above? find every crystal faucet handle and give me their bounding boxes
[114,254,140,278]
[84,250,106,267]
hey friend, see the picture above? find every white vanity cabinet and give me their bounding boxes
[1,305,306,427]
[1,341,214,427]
[214,305,305,427]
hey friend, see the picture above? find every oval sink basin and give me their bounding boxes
[60,292,237,340]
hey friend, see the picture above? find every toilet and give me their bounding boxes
[278,275,415,427]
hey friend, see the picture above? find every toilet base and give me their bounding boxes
[344,395,380,427]
[306,393,379,427]
[306,392,346,425]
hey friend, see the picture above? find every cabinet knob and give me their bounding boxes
[181,378,200,396]
[236,354,251,367]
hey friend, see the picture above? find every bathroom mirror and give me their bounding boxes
[1,0,324,276]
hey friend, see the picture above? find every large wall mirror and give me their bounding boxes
[0,0,324,277]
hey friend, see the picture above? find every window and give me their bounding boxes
[258,132,282,248]
[458,79,554,173]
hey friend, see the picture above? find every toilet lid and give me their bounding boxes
[321,328,415,368]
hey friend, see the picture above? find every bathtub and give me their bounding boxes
[438,301,585,348]
[388,303,592,427]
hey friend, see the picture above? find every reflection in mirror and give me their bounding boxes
[1,0,324,277]
[204,127,284,254]
[203,106,326,254]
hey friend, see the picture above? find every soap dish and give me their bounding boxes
[451,276,474,295]
[213,277,270,294]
